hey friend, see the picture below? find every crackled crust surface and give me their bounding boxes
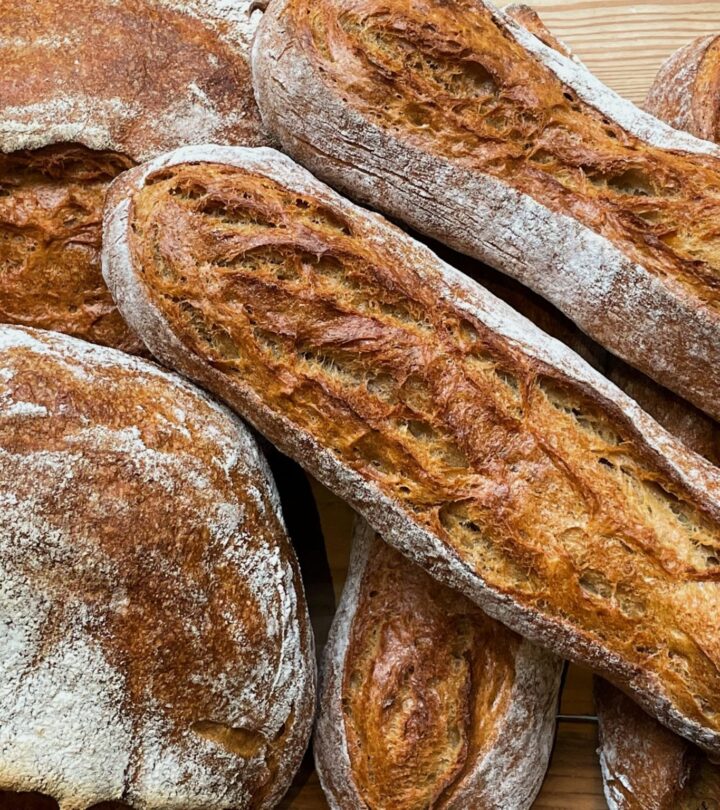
[0,326,315,810]
[103,145,720,753]
[0,146,141,352]
[0,0,267,160]
[315,522,560,810]
[252,0,720,420]
[0,0,268,352]
[595,678,720,810]
[646,36,720,144]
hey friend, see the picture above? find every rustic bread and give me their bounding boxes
[0,0,268,352]
[251,0,720,421]
[595,678,720,809]
[316,519,561,810]
[0,325,315,809]
[646,35,720,144]
[103,145,720,754]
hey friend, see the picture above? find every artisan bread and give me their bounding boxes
[646,35,720,143]
[0,0,268,352]
[595,678,720,809]
[0,325,315,809]
[316,519,561,810]
[103,145,720,754]
[252,0,720,421]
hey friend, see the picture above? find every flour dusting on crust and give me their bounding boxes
[0,325,315,810]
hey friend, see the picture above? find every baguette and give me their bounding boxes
[316,519,561,810]
[251,0,720,421]
[0,325,315,809]
[102,145,720,753]
[0,0,268,352]
[595,678,720,809]
[646,35,720,144]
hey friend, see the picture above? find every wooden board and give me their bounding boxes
[280,3,720,807]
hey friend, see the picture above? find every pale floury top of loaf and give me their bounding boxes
[0,325,315,810]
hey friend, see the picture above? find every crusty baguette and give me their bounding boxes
[316,519,561,810]
[595,678,720,810]
[102,144,720,753]
[0,0,269,353]
[251,0,720,421]
[646,35,720,144]
[0,324,315,809]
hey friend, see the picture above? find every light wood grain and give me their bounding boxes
[282,3,720,806]
[527,1,720,104]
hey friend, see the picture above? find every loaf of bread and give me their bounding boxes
[646,35,720,143]
[0,0,269,352]
[252,0,720,421]
[595,678,720,809]
[103,144,720,754]
[316,520,561,810]
[0,325,315,809]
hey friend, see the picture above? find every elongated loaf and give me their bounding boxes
[0,325,315,809]
[103,145,720,754]
[646,35,720,143]
[595,678,720,809]
[252,0,720,421]
[316,520,561,810]
[0,0,268,352]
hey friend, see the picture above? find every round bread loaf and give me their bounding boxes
[0,0,269,352]
[645,35,720,144]
[0,325,315,809]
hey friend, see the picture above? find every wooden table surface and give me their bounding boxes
[278,3,720,808]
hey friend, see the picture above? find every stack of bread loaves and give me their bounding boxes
[1,0,719,808]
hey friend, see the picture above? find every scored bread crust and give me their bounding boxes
[251,0,720,421]
[645,35,720,144]
[0,325,315,810]
[315,520,561,810]
[102,144,720,754]
[0,0,269,353]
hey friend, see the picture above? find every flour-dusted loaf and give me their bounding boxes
[103,144,720,753]
[252,0,720,421]
[0,325,315,810]
[646,35,720,144]
[316,520,561,810]
[595,678,720,810]
[0,0,269,352]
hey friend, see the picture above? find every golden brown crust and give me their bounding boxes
[0,326,315,809]
[0,0,268,352]
[440,249,720,466]
[252,0,720,421]
[646,36,720,144]
[272,0,720,312]
[103,147,720,753]
[0,145,142,353]
[315,523,560,810]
